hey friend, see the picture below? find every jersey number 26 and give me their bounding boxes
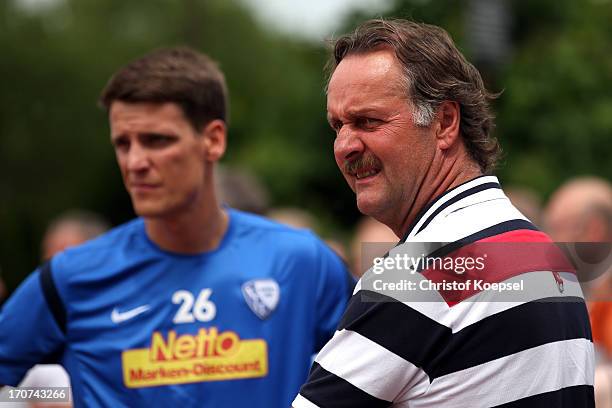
[172,289,216,323]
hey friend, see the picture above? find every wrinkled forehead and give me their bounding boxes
[326,51,409,119]
[327,51,407,108]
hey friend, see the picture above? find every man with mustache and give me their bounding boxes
[0,47,352,408]
[293,19,594,407]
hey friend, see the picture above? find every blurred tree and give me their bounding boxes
[496,0,612,194]
[0,0,349,290]
[1,0,610,291]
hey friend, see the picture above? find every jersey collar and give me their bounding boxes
[401,175,502,242]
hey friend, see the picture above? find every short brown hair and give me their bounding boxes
[99,47,228,131]
[328,19,500,174]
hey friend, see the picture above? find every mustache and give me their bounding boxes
[343,154,383,175]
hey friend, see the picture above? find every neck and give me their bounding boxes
[144,200,228,254]
[394,153,482,238]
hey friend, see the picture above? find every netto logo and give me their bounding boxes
[150,328,240,361]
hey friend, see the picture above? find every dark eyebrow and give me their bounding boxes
[327,108,379,122]
[111,132,127,141]
[140,132,177,138]
[345,108,381,118]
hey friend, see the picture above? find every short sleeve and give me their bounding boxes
[0,269,66,386]
[295,291,433,408]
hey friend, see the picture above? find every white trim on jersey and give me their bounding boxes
[407,176,501,239]
[409,190,525,243]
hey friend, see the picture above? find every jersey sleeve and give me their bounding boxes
[0,268,66,386]
[312,240,355,352]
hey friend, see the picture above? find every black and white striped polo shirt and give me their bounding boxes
[294,175,594,408]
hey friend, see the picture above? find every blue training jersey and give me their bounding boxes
[0,209,352,407]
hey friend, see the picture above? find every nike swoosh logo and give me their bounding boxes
[111,305,150,324]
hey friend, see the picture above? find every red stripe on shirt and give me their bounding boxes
[420,230,575,305]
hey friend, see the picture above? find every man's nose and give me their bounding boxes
[334,126,364,163]
[126,144,150,171]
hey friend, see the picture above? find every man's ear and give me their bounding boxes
[435,101,460,150]
[200,119,227,162]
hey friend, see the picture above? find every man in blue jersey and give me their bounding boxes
[0,47,352,407]
[294,19,594,407]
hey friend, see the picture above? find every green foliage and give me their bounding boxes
[0,0,351,290]
[497,0,612,193]
[1,0,610,291]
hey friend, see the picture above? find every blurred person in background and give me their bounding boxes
[41,210,110,261]
[268,207,349,261]
[294,18,593,407]
[1,210,108,408]
[0,47,352,408]
[350,216,398,278]
[214,164,269,215]
[544,177,612,407]
[504,185,543,228]
[595,364,612,408]
[214,166,349,260]
[544,177,612,244]
[268,207,316,230]
[544,176,612,305]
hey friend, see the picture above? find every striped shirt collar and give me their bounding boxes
[401,175,502,242]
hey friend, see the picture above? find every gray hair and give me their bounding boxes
[327,18,501,174]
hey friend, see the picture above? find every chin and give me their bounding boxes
[132,203,165,218]
[357,193,396,226]
[356,196,381,217]
[134,209,158,219]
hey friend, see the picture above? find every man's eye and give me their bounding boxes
[113,138,130,151]
[143,134,174,147]
[356,118,381,129]
[329,120,343,133]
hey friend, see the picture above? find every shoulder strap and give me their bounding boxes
[39,261,67,333]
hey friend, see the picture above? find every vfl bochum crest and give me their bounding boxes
[241,279,280,320]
